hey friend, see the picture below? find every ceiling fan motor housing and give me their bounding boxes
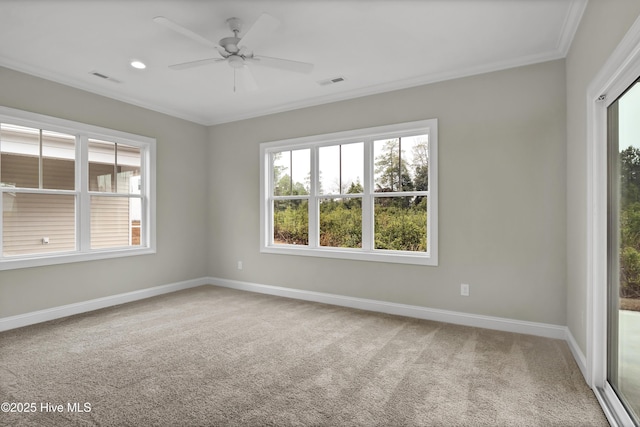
[219,36,241,54]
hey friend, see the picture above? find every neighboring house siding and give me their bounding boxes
[90,196,131,249]
[2,152,134,255]
[3,192,75,255]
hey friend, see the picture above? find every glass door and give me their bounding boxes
[608,77,640,425]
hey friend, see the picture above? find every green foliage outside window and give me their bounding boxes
[274,200,308,245]
[619,146,640,300]
[271,137,429,252]
[320,198,362,248]
[374,198,427,252]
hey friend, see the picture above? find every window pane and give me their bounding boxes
[319,143,364,195]
[1,124,39,188]
[89,139,115,192]
[320,198,362,248]
[42,130,75,190]
[374,135,428,193]
[273,149,310,196]
[341,143,363,194]
[374,195,427,252]
[406,135,429,192]
[2,193,75,256]
[319,145,340,194]
[91,196,141,249]
[273,199,308,245]
[291,149,310,195]
[273,151,291,196]
[116,144,141,195]
[374,138,400,192]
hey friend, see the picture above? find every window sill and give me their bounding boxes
[0,247,156,271]
[261,245,437,266]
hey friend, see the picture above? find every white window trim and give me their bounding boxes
[586,15,640,427]
[260,119,438,266]
[0,106,156,271]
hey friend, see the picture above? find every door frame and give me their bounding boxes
[587,15,640,427]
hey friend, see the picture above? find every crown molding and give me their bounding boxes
[206,49,567,126]
[557,0,588,57]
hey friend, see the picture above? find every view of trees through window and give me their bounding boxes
[619,146,640,306]
[271,135,429,252]
[373,136,428,251]
[608,77,640,424]
[617,81,640,310]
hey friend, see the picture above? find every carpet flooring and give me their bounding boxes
[0,285,607,426]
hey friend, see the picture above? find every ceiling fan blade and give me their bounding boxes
[169,57,225,70]
[216,46,230,58]
[239,13,280,50]
[153,16,218,49]
[250,55,314,74]
[234,66,259,93]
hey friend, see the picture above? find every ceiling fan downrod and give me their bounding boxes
[220,17,243,54]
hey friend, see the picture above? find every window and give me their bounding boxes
[0,106,156,270]
[260,119,437,265]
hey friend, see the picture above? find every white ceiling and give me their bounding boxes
[0,0,586,126]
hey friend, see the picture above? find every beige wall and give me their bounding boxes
[209,60,568,325]
[565,2,640,354]
[2,31,606,332]
[0,66,209,317]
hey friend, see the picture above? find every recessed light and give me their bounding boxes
[130,60,146,70]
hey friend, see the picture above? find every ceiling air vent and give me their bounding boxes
[89,71,121,84]
[317,76,346,86]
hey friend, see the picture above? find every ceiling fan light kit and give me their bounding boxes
[154,13,314,92]
[228,55,244,69]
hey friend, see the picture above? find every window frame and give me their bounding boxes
[0,106,156,271]
[260,119,438,266]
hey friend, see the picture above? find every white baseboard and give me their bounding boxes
[0,275,579,371]
[565,327,587,379]
[0,277,209,332]
[207,277,568,340]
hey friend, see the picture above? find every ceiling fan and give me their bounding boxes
[153,13,314,92]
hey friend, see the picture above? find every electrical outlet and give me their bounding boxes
[461,283,470,296]
[237,261,243,270]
